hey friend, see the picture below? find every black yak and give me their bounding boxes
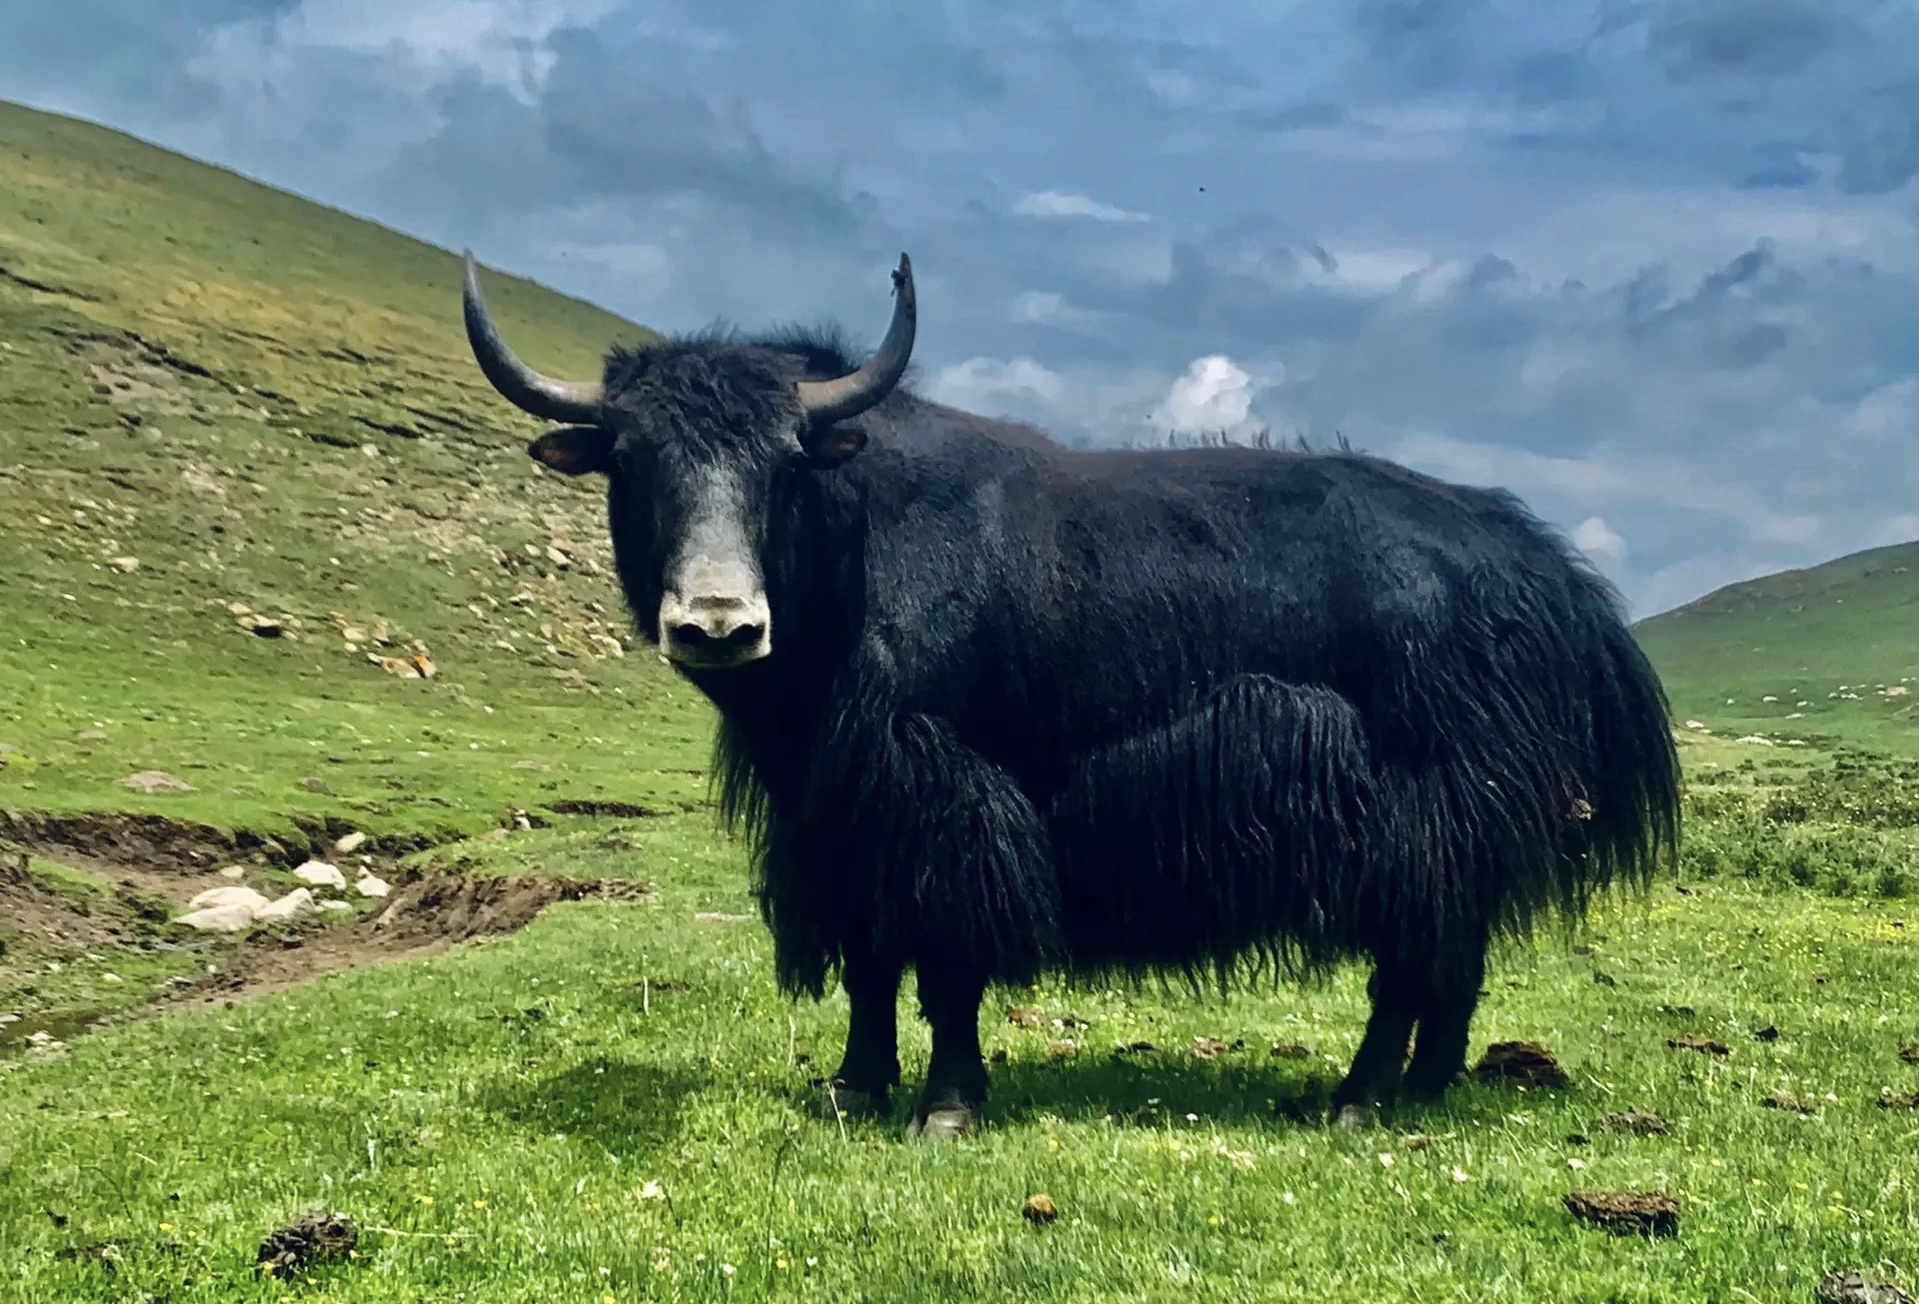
[459,249,1682,1137]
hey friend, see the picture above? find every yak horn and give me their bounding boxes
[795,253,917,424]
[461,250,605,424]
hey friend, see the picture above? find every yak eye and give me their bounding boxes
[799,422,867,467]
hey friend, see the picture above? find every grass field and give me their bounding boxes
[4,98,1919,1302]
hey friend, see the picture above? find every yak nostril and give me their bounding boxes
[669,620,766,652]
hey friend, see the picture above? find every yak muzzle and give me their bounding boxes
[658,590,772,669]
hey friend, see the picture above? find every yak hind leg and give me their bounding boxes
[818,946,904,1122]
[1401,929,1491,1102]
[905,960,990,1142]
[1330,961,1420,1130]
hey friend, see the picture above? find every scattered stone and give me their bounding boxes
[256,888,316,922]
[1562,1190,1680,1238]
[296,777,330,793]
[293,860,347,889]
[1876,1091,1919,1111]
[229,601,251,616]
[107,555,139,573]
[257,1209,358,1278]
[354,874,390,899]
[117,770,194,794]
[187,885,272,914]
[1020,1193,1059,1225]
[218,866,247,881]
[333,831,367,855]
[1593,1109,1672,1136]
[318,899,354,913]
[176,902,256,933]
[1472,1041,1570,1089]
[693,911,752,923]
[1764,1090,1819,1114]
[75,729,106,742]
[513,760,553,772]
[248,618,283,638]
[1668,1033,1730,1057]
[1817,1271,1917,1304]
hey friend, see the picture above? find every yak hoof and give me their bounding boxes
[1333,1103,1379,1131]
[906,1104,978,1142]
[817,1082,888,1121]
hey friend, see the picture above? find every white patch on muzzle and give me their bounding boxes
[656,469,772,669]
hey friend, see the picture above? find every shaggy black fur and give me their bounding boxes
[531,319,1683,1127]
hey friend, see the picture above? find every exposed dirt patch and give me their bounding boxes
[2,807,462,876]
[543,798,661,819]
[0,849,169,951]
[155,867,654,1012]
[3,819,654,1043]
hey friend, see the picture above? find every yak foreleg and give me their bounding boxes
[905,959,990,1141]
[819,944,905,1122]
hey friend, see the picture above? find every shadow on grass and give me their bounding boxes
[479,1055,704,1156]
[981,1055,1525,1133]
[774,1050,1534,1136]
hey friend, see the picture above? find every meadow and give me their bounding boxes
[3,98,1918,1302]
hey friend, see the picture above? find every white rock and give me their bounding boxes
[256,888,315,922]
[293,860,347,889]
[188,885,272,914]
[217,866,247,881]
[0,1012,20,1025]
[177,902,257,932]
[333,831,368,855]
[319,898,354,913]
[354,873,390,899]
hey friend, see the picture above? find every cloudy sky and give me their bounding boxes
[7,0,1919,616]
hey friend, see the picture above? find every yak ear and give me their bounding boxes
[528,425,614,476]
[799,421,868,468]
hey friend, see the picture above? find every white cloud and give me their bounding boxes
[1012,190,1150,223]
[1845,378,1919,439]
[1151,355,1261,433]
[928,356,1069,413]
[1571,515,1628,563]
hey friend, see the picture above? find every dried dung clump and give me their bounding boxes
[1472,1040,1570,1089]
[1764,1090,1819,1114]
[1667,1033,1729,1057]
[1021,1194,1059,1225]
[1877,1091,1919,1111]
[1563,1190,1679,1238]
[1816,1271,1917,1304]
[1593,1109,1671,1136]
[258,1210,358,1276]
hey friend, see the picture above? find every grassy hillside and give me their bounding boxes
[1635,542,1919,753]
[0,98,717,845]
[5,99,1919,1303]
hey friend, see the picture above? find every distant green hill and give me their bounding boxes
[0,98,716,844]
[1634,541,1919,753]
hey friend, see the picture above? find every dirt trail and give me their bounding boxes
[0,809,654,1041]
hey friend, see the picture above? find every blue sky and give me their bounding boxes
[6,0,1919,616]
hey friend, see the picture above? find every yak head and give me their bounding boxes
[460,251,915,672]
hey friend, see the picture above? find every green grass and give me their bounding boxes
[5,97,1919,1301]
[5,819,1919,1302]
